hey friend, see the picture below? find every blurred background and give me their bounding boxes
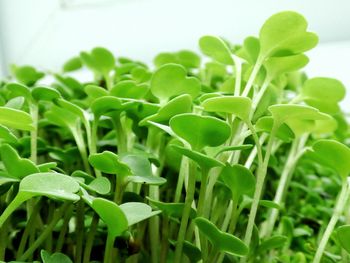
[1,0,350,109]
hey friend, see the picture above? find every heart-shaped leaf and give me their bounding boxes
[255,116,295,141]
[88,151,131,175]
[202,96,252,121]
[150,64,201,102]
[91,96,123,118]
[169,113,231,150]
[92,198,128,237]
[120,202,160,226]
[199,36,233,65]
[0,144,39,179]
[0,107,34,131]
[259,11,318,59]
[300,77,346,113]
[147,198,196,219]
[80,47,115,75]
[306,139,350,179]
[10,65,44,86]
[110,80,149,99]
[41,250,73,263]
[264,54,309,80]
[5,82,32,101]
[139,94,192,126]
[337,225,350,254]
[84,84,108,99]
[194,217,248,257]
[220,164,255,200]
[154,50,200,69]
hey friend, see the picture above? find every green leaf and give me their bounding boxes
[0,144,39,179]
[139,94,192,126]
[264,54,309,80]
[214,144,253,157]
[0,125,18,143]
[307,139,350,179]
[147,198,197,219]
[194,217,248,257]
[88,151,131,175]
[80,47,115,75]
[120,202,160,226]
[110,80,149,99]
[0,107,34,131]
[5,82,32,101]
[170,113,231,150]
[62,57,82,73]
[199,36,233,65]
[79,177,111,195]
[11,65,44,86]
[32,86,61,101]
[19,173,80,201]
[84,84,108,99]
[92,198,128,237]
[220,164,255,200]
[258,235,288,252]
[202,96,252,121]
[259,11,318,58]
[300,77,346,113]
[255,116,295,142]
[91,96,123,118]
[170,145,224,170]
[337,225,350,254]
[5,97,25,110]
[41,250,73,263]
[154,50,200,69]
[150,64,201,102]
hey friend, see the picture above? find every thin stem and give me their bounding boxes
[30,103,38,164]
[83,213,99,263]
[91,119,101,177]
[75,200,85,263]
[0,194,26,228]
[174,160,197,262]
[251,76,271,113]
[242,57,263,97]
[56,205,73,252]
[232,55,243,96]
[242,126,277,261]
[72,127,92,174]
[19,203,69,261]
[313,182,349,263]
[261,138,299,237]
[104,233,115,263]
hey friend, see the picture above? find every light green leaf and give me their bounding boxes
[88,151,131,175]
[120,202,160,226]
[199,36,233,65]
[0,107,34,131]
[337,225,350,254]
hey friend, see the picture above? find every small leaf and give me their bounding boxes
[62,56,82,73]
[110,80,149,99]
[194,217,248,257]
[259,11,318,58]
[220,164,255,200]
[214,144,253,157]
[41,250,73,263]
[147,198,197,219]
[0,144,39,179]
[337,225,350,254]
[80,47,115,75]
[202,96,252,121]
[139,94,192,126]
[92,198,128,237]
[169,113,231,150]
[255,116,294,142]
[199,36,233,65]
[0,125,18,143]
[19,173,80,201]
[258,235,288,252]
[120,202,160,226]
[170,145,224,170]
[300,77,346,113]
[11,65,44,86]
[84,84,108,99]
[151,64,201,102]
[307,139,350,179]
[91,96,123,118]
[88,151,131,175]
[0,107,34,131]
[32,86,61,101]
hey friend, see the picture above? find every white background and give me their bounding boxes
[1,0,350,110]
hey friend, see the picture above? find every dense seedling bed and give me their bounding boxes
[0,10,350,263]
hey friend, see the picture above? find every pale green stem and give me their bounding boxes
[174,160,197,262]
[232,55,243,96]
[19,203,68,261]
[313,182,349,263]
[0,195,27,228]
[71,126,91,174]
[242,125,277,262]
[242,58,263,97]
[261,138,299,238]
[251,76,271,113]
[91,119,101,177]
[30,103,38,164]
[104,233,115,263]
